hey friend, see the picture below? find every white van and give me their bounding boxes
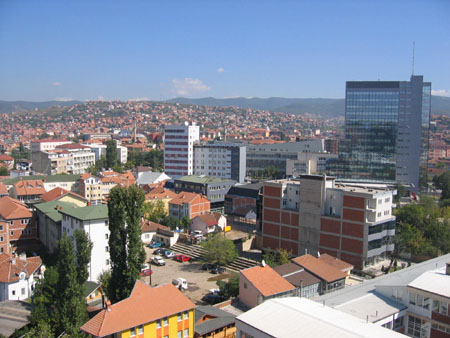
[172,278,188,290]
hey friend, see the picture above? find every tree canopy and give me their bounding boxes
[201,234,237,266]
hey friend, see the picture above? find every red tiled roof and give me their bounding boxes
[55,143,90,150]
[40,187,86,203]
[13,179,46,196]
[241,265,295,297]
[0,196,32,219]
[0,253,42,283]
[81,281,195,337]
[31,138,70,143]
[169,192,209,206]
[291,254,347,283]
[0,182,7,195]
[140,219,169,233]
[192,213,218,226]
[317,253,354,272]
[0,154,13,161]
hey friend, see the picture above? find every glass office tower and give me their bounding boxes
[328,75,431,192]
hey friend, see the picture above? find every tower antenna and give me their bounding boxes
[411,41,415,76]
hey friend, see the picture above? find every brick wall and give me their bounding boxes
[343,195,365,209]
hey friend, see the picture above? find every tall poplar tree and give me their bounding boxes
[55,234,87,337]
[108,185,146,303]
[106,139,118,169]
[74,229,93,285]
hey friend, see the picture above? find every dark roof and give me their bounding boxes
[226,183,263,198]
[273,263,321,288]
[83,281,100,298]
[195,306,236,336]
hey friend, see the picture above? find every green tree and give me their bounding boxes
[433,171,450,200]
[143,199,167,223]
[20,321,54,338]
[106,139,118,169]
[74,229,93,285]
[0,167,8,176]
[262,249,291,267]
[54,234,87,337]
[97,270,111,300]
[201,234,237,266]
[216,273,239,299]
[31,267,59,327]
[108,185,146,303]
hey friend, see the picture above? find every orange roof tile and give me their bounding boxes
[0,182,7,195]
[81,281,195,337]
[0,154,13,161]
[291,254,347,283]
[0,196,32,219]
[317,253,354,272]
[140,219,169,233]
[169,192,209,206]
[0,253,42,283]
[145,188,178,200]
[241,265,295,297]
[13,179,46,196]
[40,187,86,203]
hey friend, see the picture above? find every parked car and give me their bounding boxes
[174,254,191,262]
[172,278,188,290]
[148,241,162,248]
[202,263,215,271]
[211,266,226,274]
[202,292,226,304]
[152,256,166,266]
[164,250,176,258]
[140,268,153,277]
[153,248,165,255]
[191,230,203,237]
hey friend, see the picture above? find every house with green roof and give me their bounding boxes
[59,204,110,282]
[35,200,78,253]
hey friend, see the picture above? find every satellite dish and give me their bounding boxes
[19,272,26,280]
[261,260,266,267]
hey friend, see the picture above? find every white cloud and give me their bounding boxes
[129,97,150,101]
[431,89,450,97]
[217,67,225,73]
[52,82,62,86]
[54,97,73,101]
[172,78,211,96]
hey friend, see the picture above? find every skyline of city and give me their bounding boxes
[1,1,450,102]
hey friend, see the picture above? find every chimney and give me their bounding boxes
[446,263,450,276]
[19,253,27,261]
[106,300,112,312]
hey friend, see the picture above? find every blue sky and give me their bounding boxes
[1,0,449,101]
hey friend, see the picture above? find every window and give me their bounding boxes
[106,259,110,265]
[0,236,3,242]
[12,290,15,295]
[184,311,188,319]
[105,246,109,252]
[138,325,143,334]
[0,225,2,231]
[105,234,109,239]
[178,331,182,338]
[244,283,247,288]
[184,328,189,337]
[407,315,424,338]
[130,327,136,337]
[156,320,161,328]
[21,288,25,295]
[10,231,13,236]
[394,317,404,330]
[163,317,168,326]
[178,313,182,321]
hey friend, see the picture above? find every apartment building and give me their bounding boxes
[85,142,128,164]
[10,179,46,206]
[81,281,196,338]
[79,174,103,205]
[261,175,395,269]
[193,142,246,183]
[164,122,200,178]
[168,192,210,220]
[60,204,110,282]
[55,143,95,174]
[246,139,325,177]
[286,152,338,177]
[0,196,35,253]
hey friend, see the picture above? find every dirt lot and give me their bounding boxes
[141,246,231,304]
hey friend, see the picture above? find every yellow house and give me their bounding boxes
[145,188,178,213]
[81,281,196,338]
[40,187,88,207]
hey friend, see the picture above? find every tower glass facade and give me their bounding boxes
[328,76,431,192]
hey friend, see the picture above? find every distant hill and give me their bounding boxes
[0,100,82,114]
[167,96,450,118]
[1,96,449,117]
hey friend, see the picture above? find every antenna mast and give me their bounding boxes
[412,41,415,76]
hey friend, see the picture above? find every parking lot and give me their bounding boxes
[141,246,232,304]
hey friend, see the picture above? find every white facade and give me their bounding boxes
[70,150,96,174]
[61,212,110,282]
[286,152,338,177]
[0,273,37,301]
[86,143,128,164]
[164,123,200,178]
[193,143,246,183]
[30,139,72,152]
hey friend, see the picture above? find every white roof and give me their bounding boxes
[236,297,404,338]
[336,293,406,323]
[408,267,450,298]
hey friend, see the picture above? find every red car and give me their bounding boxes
[174,254,191,262]
[140,268,153,276]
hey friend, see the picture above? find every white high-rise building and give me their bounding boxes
[164,122,200,177]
